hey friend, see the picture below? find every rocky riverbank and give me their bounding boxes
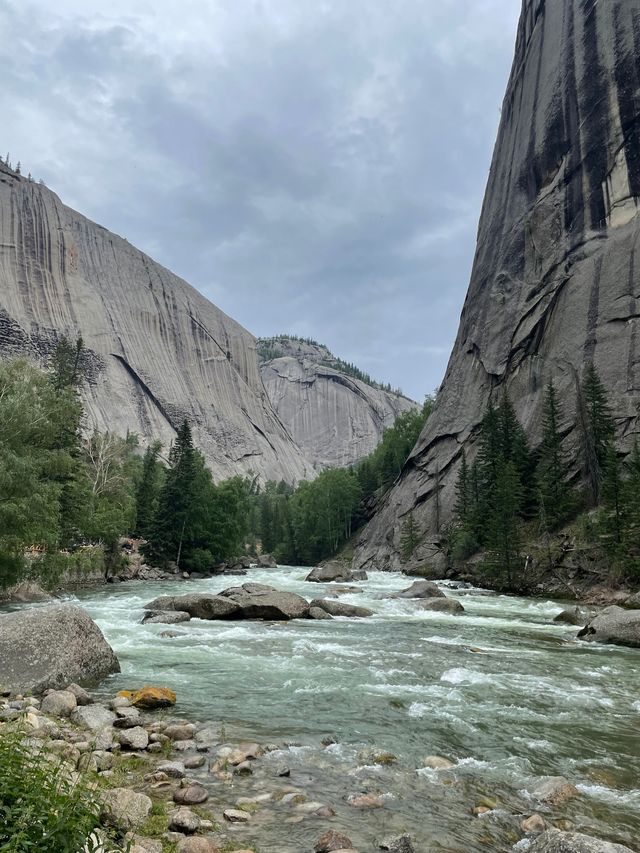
[1,681,636,853]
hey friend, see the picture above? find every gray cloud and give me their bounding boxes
[0,0,520,399]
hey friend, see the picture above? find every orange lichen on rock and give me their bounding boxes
[117,686,176,709]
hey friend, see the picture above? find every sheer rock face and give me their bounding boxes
[354,0,640,569]
[0,164,313,483]
[259,338,417,470]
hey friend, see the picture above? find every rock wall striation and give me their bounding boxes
[259,337,418,470]
[0,163,314,483]
[354,0,640,569]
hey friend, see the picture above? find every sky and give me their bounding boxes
[0,0,521,401]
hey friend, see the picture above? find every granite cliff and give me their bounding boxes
[258,337,418,470]
[0,162,313,483]
[354,0,640,569]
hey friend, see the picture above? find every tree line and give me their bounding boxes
[450,364,640,586]
[0,343,250,589]
[0,343,433,587]
[246,398,434,564]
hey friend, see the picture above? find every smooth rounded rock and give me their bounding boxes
[173,782,209,806]
[40,690,77,718]
[315,830,354,852]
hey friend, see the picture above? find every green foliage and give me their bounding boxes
[579,362,616,505]
[247,398,434,565]
[51,336,85,391]
[0,726,107,852]
[0,359,81,586]
[134,441,164,538]
[399,512,421,562]
[536,380,577,527]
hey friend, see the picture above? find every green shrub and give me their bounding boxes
[0,726,107,852]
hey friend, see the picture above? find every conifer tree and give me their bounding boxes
[485,460,523,587]
[579,362,615,504]
[134,441,163,539]
[51,336,84,391]
[454,452,471,524]
[536,380,575,526]
[147,421,198,567]
[399,512,421,562]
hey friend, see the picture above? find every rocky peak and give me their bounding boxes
[258,336,418,470]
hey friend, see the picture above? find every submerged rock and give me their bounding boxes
[310,599,373,618]
[422,755,454,770]
[379,835,416,853]
[528,830,634,853]
[577,606,640,648]
[0,604,120,693]
[315,830,355,852]
[530,777,579,806]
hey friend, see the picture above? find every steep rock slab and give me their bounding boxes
[0,163,313,484]
[259,337,417,470]
[0,603,120,692]
[355,0,640,569]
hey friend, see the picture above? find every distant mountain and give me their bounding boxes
[0,162,313,484]
[258,336,418,470]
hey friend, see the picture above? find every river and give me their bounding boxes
[69,567,640,852]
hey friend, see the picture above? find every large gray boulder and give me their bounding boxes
[577,606,640,648]
[528,830,634,853]
[141,610,191,625]
[393,580,445,599]
[306,562,360,583]
[421,597,464,614]
[0,604,120,693]
[145,583,310,621]
[310,599,373,618]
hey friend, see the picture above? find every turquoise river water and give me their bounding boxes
[67,567,640,852]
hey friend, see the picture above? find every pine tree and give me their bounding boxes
[400,512,421,562]
[454,452,471,524]
[15,161,21,175]
[536,380,575,526]
[579,362,615,504]
[134,442,163,539]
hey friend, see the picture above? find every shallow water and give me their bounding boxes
[68,568,640,852]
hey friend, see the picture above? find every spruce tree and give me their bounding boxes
[536,380,575,526]
[485,460,523,588]
[147,421,197,567]
[579,362,615,504]
[134,441,163,539]
[454,452,471,524]
[400,512,421,562]
[51,336,84,391]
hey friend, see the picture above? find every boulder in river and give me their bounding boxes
[379,835,415,853]
[315,831,355,852]
[142,610,191,625]
[420,597,464,614]
[147,583,310,621]
[310,599,373,618]
[553,607,590,626]
[305,562,366,583]
[309,606,334,620]
[577,606,640,648]
[528,830,634,853]
[118,687,177,709]
[0,604,120,693]
[530,776,579,806]
[392,581,445,599]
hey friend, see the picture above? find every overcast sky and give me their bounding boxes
[0,0,520,400]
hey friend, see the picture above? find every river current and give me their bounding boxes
[69,567,640,852]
